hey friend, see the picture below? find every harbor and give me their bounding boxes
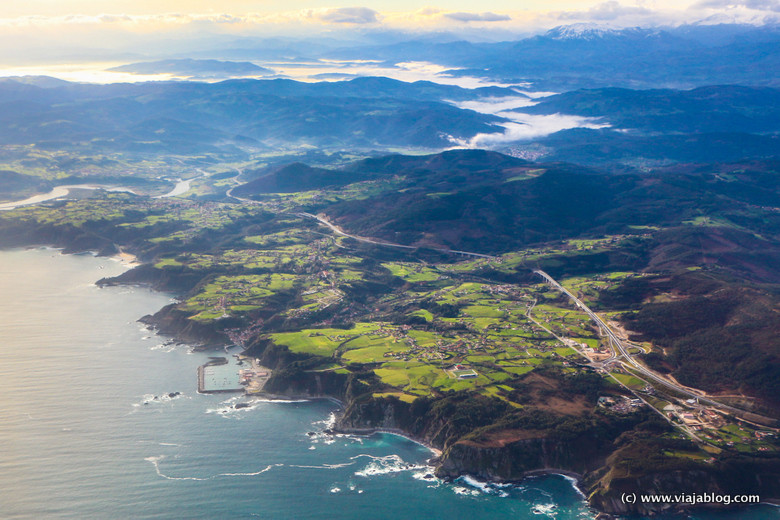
[197,355,271,394]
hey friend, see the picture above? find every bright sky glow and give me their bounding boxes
[0,0,761,17]
[1,0,776,26]
[0,1,776,67]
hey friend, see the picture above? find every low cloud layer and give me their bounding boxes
[452,113,611,148]
[312,7,379,24]
[449,96,611,147]
[444,12,511,22]
[555,1,654,21]
[694,0,780,11]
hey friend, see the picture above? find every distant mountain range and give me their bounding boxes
[108,59,273,78]
[502,85,780,166]
[0,77,514,154]
[522,86,780,134]
[321,23,780,90]
[0,76,775,165]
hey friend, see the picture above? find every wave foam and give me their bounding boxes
[457,475,510,497]
[453,486,480,496]
[289,462,355,470]
[411,466,441,488]
[145,455,281,481]
[559,473,585,498]
[149,342,178,353]
[531,502,557,516]
[207,395,312,417]
[133,392,188,408]
[352,454,425,478]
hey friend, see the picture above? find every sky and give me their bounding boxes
[0,1,777,65]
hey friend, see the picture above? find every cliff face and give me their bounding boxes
[588,460,780,515]
[97,264,205,294]
[437,438,598,481]
[589,469,722,515]
[337,394,622,477]
[140,304,232,347]
[330,392,780,515]
[246,340,356,401]
[584,440,780,515]
[0,221,117,256]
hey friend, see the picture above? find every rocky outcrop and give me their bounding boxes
[436,437,597,481]
[585,445,780,515]
[97,263,204,293]
[329,392,780,515]
[0,221,117,256]
[140,304,233,347]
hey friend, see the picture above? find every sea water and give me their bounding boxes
[0,248,776,520]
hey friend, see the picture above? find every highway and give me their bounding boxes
[296,212,496,259]
[532,269,773,423]
[297,212,417,250]
[225,192,773,426]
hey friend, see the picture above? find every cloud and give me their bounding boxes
[444,12,511,22]
[310,7,380,24]
[451,113,610,148]
[693,0,780,11]
[555,1,654,21]
[448,96,610,147]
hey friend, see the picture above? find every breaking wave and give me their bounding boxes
[144,455,282,481]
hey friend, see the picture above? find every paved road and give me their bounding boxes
[533,269,774,423]
[297,212,496,259]
[225,193,773,426]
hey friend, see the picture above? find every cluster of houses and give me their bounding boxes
[598,395,645,413]
[664,403,726,431]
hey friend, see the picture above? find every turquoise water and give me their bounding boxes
[0,248,777,520]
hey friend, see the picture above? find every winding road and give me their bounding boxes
[296,212,496,259]
[299,212,776,424]
[223,188,775,427]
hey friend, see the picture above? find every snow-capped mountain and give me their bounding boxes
[543,23,656,41]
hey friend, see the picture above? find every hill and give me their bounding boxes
[239,152,778,266]
[108,59,273,78]
[0,77,511,154]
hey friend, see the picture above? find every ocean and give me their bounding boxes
[0,248,776,520]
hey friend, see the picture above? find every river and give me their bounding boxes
[0,185,136,211]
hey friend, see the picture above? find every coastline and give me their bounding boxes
[114,250,140,268]
[239,390,446,459]
[331,425,443,458]
[332,422,588,496]
[0,184,137,211]
[0,244,140,270]
[1,244,778,517]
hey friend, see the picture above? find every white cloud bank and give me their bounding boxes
[2,0,778,31]
[452,114,611,148]
[308,7,380,24]
[449,96,611,148]
[443,12,512,22]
